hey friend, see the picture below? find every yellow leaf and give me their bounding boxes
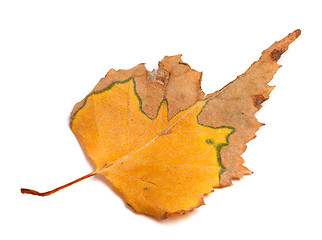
[71,78,233,218]
[21,30,300,219]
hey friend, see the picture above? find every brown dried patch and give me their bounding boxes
[200,29,300,186]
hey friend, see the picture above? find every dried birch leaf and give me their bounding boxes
[21,30,300,219]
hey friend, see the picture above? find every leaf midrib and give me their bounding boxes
[96,101,205,173]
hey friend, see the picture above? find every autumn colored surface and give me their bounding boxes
[22,29,300,219]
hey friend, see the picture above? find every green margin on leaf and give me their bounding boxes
[70,77,235,185]
[197,100,236,184]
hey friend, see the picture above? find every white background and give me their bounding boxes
[1,1,321,239]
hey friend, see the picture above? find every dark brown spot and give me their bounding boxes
[161,212,169,219]
[271,49,285,61]
[253,94,267,109]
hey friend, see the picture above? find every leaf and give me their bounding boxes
[21,29,300,219]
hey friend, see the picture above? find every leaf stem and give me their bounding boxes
[21,172,96,197]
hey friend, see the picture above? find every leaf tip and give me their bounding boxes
[294,29,301,38]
